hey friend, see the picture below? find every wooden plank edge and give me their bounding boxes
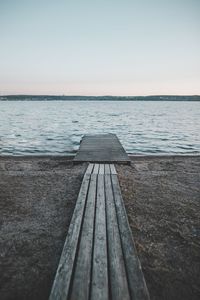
[73,160,131,165]
[85,163,94,174]
[98,164,105,175]
[111,174,150,300]
[109,164,117,175]
[70,174,97,300]
[49,173,91,300]
[105,174,130,300]
[104,164,111,174]
[93,164,100,174]
[91,174,109,300]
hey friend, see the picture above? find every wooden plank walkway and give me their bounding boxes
[49,164,149,300]
[74,134,131,164]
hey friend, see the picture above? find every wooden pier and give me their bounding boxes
[74,134,131,164]
[49,135,149,300]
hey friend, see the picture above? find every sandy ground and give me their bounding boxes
[0,156,200,300]
[117,156,200,300]
[0,157,86,300]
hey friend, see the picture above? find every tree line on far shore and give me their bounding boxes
[0,95,200,101]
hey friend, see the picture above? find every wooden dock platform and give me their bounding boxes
[74,134,131,164]
[49,164,149,300]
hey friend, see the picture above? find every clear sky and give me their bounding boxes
[0,0,199,95]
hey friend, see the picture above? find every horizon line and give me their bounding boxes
[1,94,200,97]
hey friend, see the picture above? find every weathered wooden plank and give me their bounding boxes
[104,164,110,174]
[50,162,149,300]
[111,174,150,300]
[99,164,105,175]
[69,174,97,300]
[49,171,91,300]
[110,164,117,175]
[85,163,94,174]
[93,163,99,174]
[74,134,131,164]
[105,174,130,300]
[91,175,109,300]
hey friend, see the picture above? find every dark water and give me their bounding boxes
[0,100,199,155]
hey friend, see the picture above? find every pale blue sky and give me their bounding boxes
[0,0,199,95]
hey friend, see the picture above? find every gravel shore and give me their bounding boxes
[0,157,86,300]
[117,155,200,300]
[0,156,199,300]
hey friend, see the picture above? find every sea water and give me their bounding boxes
[0,100,199,155]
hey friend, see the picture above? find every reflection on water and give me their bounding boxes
[0,100,200,155]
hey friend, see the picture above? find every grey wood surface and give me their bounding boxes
[91,174,109,300]
[110,163,117,175]
[70,174,97,300]
[93,163,100,174]
[49,163,149,300]
[85,163,94,174]
[111,174,150,300]
[99,164,105,175]
[105,173,130,300]
[49,165,92,300]
[74,134,131,164]
[104,164,111,174]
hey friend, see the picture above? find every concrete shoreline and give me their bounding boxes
[0,155,200,300]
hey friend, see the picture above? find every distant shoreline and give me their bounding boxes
[0,95,200,101]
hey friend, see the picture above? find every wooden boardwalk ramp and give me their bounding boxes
[74,134,131,164]
[49,164,150,300]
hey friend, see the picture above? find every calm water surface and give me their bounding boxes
[0,101,199,155]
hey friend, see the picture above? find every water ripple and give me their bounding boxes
[0,100,200,155]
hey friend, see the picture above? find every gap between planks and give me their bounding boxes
[49,163,149,300]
